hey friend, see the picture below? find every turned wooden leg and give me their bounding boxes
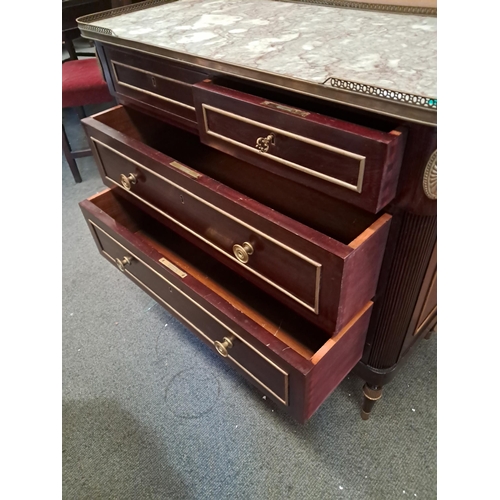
[361,383,383,420]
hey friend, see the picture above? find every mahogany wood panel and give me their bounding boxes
[417,275,437,328]
[400,242,437,355]
[79,188,372,422]
[361,210,437,370]
[179,141,381,245]
[193,80,407,213]
[392,123,437,216]
[82,105,391,335]
[305,302,372,420]
[114,92,199,135]
[102,45,208,130]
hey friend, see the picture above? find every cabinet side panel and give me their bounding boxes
[364,212,437,369]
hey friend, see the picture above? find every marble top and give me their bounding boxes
[83,0,437,115]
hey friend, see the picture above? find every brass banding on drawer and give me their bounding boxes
[111,60,196,111]
[88,219,290,405]
[201,104,366,193]
[193,80,406,213]
[101,45,208,132]
[90,136,323,314]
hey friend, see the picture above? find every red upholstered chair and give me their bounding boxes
[62,58,113,183]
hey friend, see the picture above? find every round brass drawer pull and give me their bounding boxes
[120,173,137,191]
[115,256,133,272]
[214,336,233,357]
[255,133,275,153]
[233,242,254,264]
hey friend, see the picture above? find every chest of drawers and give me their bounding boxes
[77,0,437,422]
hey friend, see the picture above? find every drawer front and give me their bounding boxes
[103,46,208,129]
[90,135,323,315]
[80,189,375,422]
[193,80,406,213]
[83,106,391,334]
[86,214,290,406]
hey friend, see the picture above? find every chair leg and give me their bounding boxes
[75,106,86,120]
[62,125,82,183]
[63,33,78,61]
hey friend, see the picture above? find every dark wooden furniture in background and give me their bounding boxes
[63,0,109,60]
[62,1,139,60]
[75,3,436,421]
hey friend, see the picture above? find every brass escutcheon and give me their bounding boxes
[214,336,234,357]
[115,255,133,272]
[232,242,254,264]
[255,133,275,153]
[120,173,137,191]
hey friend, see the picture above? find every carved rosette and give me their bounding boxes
[423,150,437,200]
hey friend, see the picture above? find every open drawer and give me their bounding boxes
[193,79,407,213]
[82,105,391,334]
[80,189,372,423]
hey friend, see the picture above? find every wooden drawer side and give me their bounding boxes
[305,302,372,420]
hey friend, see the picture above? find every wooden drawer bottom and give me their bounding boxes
[80,188,372,422]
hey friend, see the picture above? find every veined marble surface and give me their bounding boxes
[88,0,436,98]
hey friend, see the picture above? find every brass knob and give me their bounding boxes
[255,133,275,153]
[115,256,133,272]
[120,173,137,191]
[233,242,254,264]
[214,336,233,357]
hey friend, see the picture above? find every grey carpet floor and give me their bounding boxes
[62,104,437,499]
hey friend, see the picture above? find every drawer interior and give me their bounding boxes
[92,106,381,245]
[92,189,332,359]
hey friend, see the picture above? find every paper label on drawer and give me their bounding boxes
[261,101,310,117]
[169,161,201,179]
[159,257,187,278]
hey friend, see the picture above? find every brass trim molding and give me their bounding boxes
[110,60,196,111]
[89,220,289,405]
[422,149,437,200]
[77,0,179,36]
[322,77,437,111]
[201,104,366,193]
[90,137,322,314]
[76,33,436,125]
[273,0,436,16]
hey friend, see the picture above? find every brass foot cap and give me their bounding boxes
[361,410,370,421]
[363,385,382,400]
